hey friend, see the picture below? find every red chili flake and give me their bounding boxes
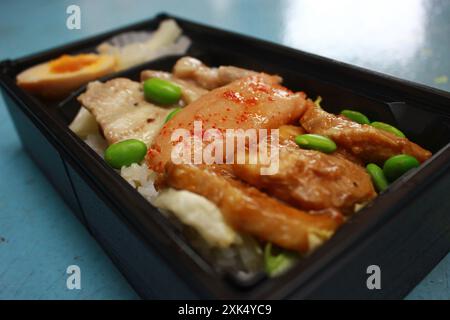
[244,96,258,106]
[236,113,249,123]
[223,90,244,103]
[223,90,259,106]
[171,138,183,146]
[249,82,271,94]
[147,148,158,159]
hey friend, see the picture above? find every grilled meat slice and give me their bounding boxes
[78,78,170,145]
[140,70,208,104]
[158,163,344,253]
[173,56,266,89]
[147,74,307,172]
[232,144,376,214]
[300,100,432,164]
[278,124,363,165]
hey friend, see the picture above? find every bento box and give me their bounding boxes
[1,13,450,299]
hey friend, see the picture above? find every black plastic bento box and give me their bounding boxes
[1,13,450,299]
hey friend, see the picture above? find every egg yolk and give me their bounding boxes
[50,54,99,73]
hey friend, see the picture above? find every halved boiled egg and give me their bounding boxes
[16,53,116,99]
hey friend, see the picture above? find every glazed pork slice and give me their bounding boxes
[300,100,432,164]
[232,144,376,215]
[140,70,208,104]
[278,124,306,148]
[173,56,268,89]
[147,74,307,172]
[278,124,363,165]
[158,163,344,254]
[78,78,171,145]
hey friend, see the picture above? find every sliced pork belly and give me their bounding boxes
[140,70,208,104]
[158,163,344,254]
[300,100,432,164]
[278,124,306,147]
[278,124,364,165]
[146,74,307,172]
[232,144,376,214]
[173,56,268,89]
[78,78,171,145]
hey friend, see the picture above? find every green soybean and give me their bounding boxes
[164,107,182,123]
[371,121,406,138]
[143,78,182,105]
[383,154,420,182]
[340,110,370,125]
[104,139,147,169]
[295,134,337,153]
[264,243,298,277]
[366,163,389,192]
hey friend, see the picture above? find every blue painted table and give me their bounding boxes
[0,0,449,299]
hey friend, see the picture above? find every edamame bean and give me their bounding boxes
[366,163,389,192]
[340,110,370,125]
[371,121,406,138]
[383,154,420,182]
[143,78,182,105]
[295,134,337,153]
[104,139,147,169]
[164,107,182,123]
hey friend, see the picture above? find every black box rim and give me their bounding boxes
[1,13,450,299]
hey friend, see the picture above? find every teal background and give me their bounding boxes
[0,0,449,299]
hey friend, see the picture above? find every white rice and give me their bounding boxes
[119,161,263,273]
[84,133,108,156]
